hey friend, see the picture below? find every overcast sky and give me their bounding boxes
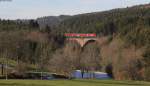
[0,0,150,19]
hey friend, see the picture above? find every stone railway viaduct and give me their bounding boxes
[65,33,98,47]
[66,38,98,47]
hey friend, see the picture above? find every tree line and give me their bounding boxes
[0,4,150,81]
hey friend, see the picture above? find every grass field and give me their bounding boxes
[0,80,150,86]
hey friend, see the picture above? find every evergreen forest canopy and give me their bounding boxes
[0,4,150,81]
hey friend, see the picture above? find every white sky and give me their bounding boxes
[0,0,150,19]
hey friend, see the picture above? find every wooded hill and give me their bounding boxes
[0,4,150,81]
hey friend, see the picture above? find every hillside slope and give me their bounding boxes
[55,4,150,47]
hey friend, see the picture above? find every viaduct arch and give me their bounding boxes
[65,33,98,47]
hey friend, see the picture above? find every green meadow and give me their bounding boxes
[0,80,150,86]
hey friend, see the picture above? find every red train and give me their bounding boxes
[64,33,96,37]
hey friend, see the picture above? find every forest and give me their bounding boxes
[0,4,150,81]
